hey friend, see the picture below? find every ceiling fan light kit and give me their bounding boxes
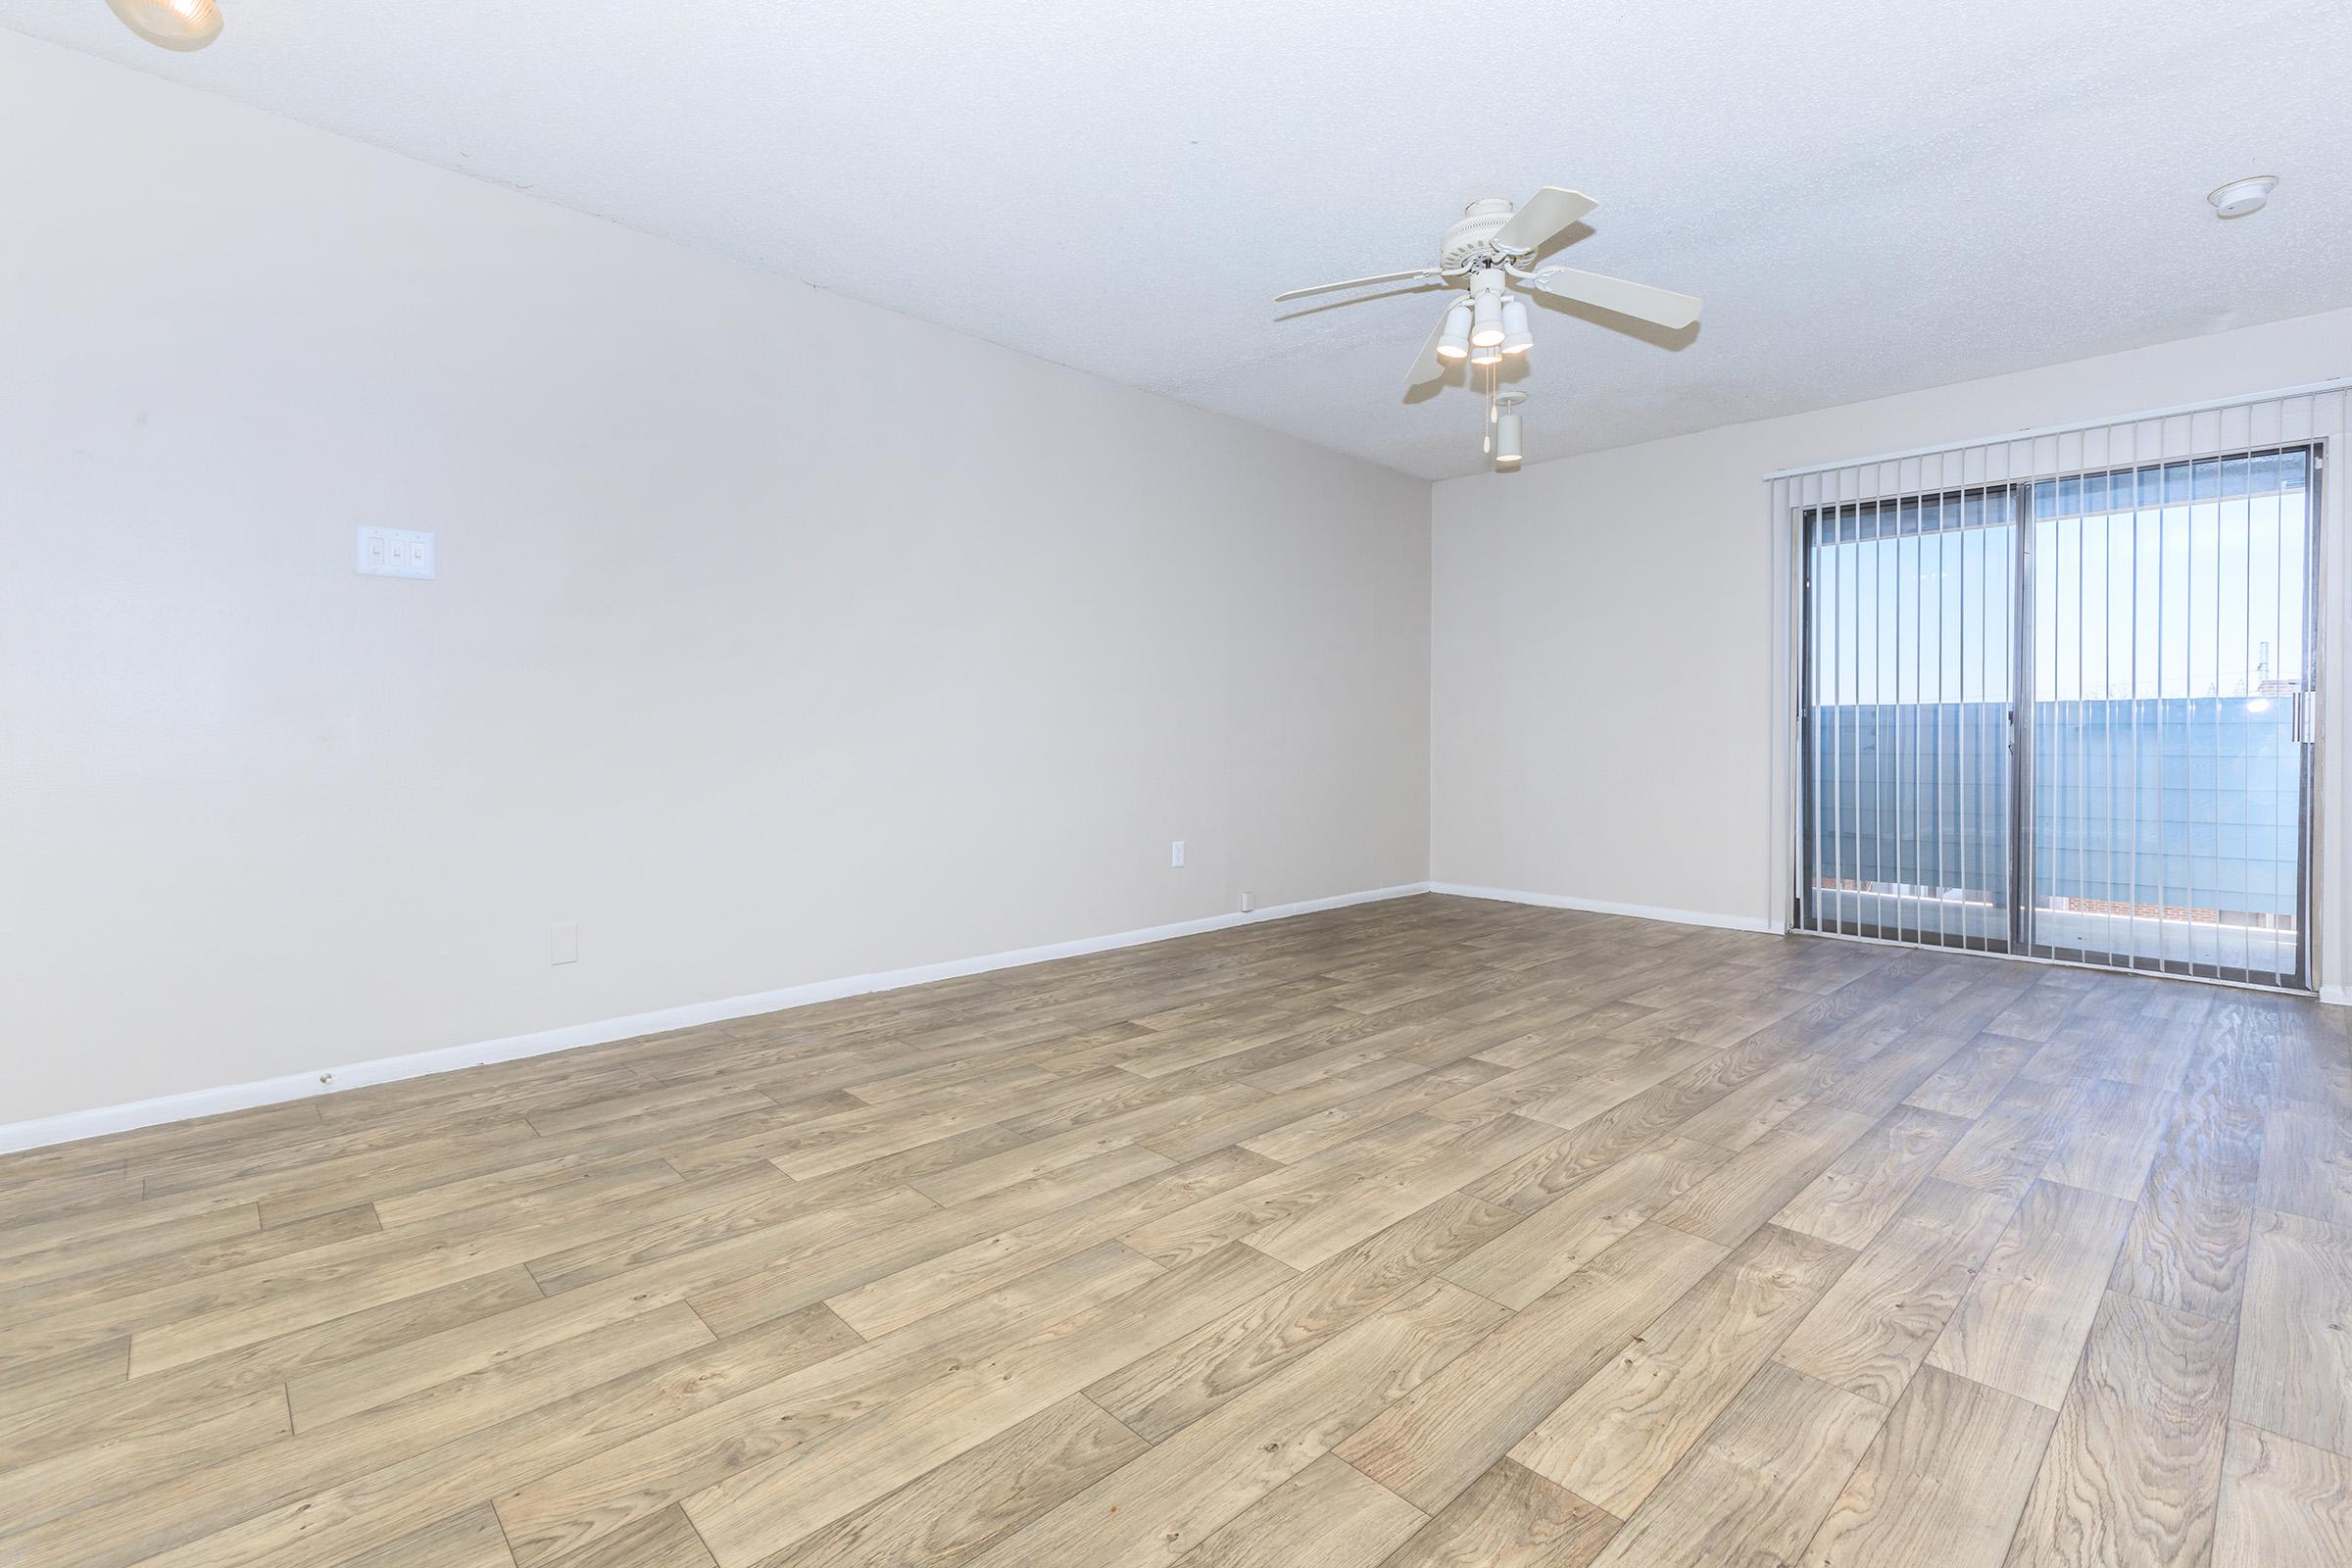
[106,0,223,51]
[1500,298,1533,355]
[1276,187,1702,471]
[1494,415,1523,466]
[1436,301,1473,361]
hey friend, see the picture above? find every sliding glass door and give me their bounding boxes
[1795,447,2318,990]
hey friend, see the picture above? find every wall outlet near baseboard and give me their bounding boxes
[552,921,579,965]
[1241,890,1254,912]
[1169,840,1186,868]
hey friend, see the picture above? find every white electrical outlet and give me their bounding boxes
[356,525,436,579]
[1240,890,1254,912]
[551,921,579,965]
[1169,840,1186,868]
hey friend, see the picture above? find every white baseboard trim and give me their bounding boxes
[2322,984,2350,1007]
[1428,881,1778,935]
[0,881,1434,1156]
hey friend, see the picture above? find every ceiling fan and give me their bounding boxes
[1276,188,1700,467]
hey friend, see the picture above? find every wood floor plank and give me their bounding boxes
[1936,1077,2086,1198]
[0,1266,550,1470]
[13,1299,854,1568]
[1376,1458,1620,1568]
[1442,1135,1729,1309]
[0,1334,126,1426]
[1341,1220,1727,1513]
[0,1384,291,1538]
[1176,1453,1426,1568]
[2256,1100,2352,1231]
[1582,1361,1884,1568]
[511,1241,1289,1567]
[1904,1031,2036,1120]
[1237,1111,1557,1270]
[1925,1179,2138,1409]
[1803,1363,2059,1568]
[2213,1421,2352,1568]
[1775,1176,2023,1406]
[2230,1206,2352,1458]
[951,1279,1504,1568]
[534,1504,713,1568]
[1085,1190,1517,1443]
[1649,1102,1881,1248]
[756,1395,1146,1568]
[1238,1059,1503,1165]
[493,1239,1176,1564]
[824,1147,1274,1339]
[332,1503,520,1568]
[2041,1080,2178,1201]
[2002,1289,2235,1567]
[2107,1046,2266,1322]
[1507,1224,1852,1519]
[1771,1103,1973,1251]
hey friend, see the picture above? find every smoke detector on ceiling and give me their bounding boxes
[2208,176,2278,219]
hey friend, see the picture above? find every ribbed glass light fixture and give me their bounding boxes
[105,0,223,51]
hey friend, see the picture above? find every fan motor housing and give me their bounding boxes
[1439,197,1516,270]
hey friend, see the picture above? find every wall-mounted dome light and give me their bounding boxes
[2208,176,2278,220]
[105,0,223,51]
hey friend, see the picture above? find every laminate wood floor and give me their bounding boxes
[5,895,2349,1567]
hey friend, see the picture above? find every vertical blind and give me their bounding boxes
[1773,386,2341,991]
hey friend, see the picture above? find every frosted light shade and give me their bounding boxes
[106,0,223,51]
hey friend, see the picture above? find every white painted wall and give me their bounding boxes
[0,36,1431,1128]
[1433,307,2352,988]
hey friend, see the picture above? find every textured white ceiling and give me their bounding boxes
[7,1,2349,479]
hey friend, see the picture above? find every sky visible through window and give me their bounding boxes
[1809,466,2309,707]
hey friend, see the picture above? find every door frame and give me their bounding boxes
[1781,446,2327,995]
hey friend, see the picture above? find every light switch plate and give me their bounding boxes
[356,526,436,579]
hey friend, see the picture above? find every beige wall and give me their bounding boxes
[1433,307,2352,988]
[0,37,1432,1128]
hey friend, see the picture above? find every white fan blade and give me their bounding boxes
[1405,299,1456,388]
[1276,268,1439,303]
[1491,187,1598,255]
[1527,266,1701,329]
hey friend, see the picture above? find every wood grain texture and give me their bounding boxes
[1775,1176,2021,1406]
[2230,1206,2352,1458]
[1507,1224,1852,1518]
[755,1395,1146,1568]
[1177,1454,1425,1568]
[1379,1458,1619,1568]
[0,898,2333,1568]
[1805,1363,2058,1568]
[2002,1289,2236,1567]
[1926,1179,2137,1409]
[1339,1220,1726,1514]
[2214,1422,2352,1568]
[1581,1360,1884,1568]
